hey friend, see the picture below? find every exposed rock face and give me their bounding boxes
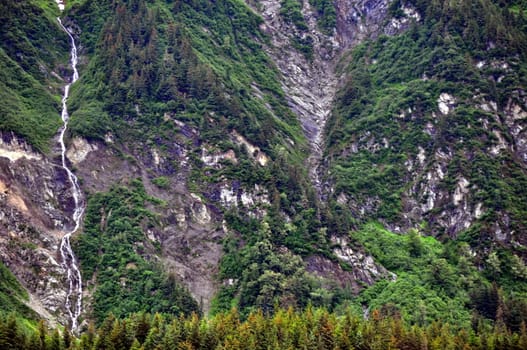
[65,137,98,165]
[217,183,269,211]
[231,130,269,166]
[201,148,237,169]
[306,235,394,292]
[399,145,481,236]
[340,82,527,242]
[0,134,43,163]
[437,93,457,115]
[335,0,421,46]
[248,0,400,201]
[68,115,278,312]
[503,91,527,164]
[11,0,524,323]
[249,0,340,199]
[1,121,238,318]
[335,0,391,46]
[157,195,223,311]
[385,3,420,34]
[0,132,74,324]
[66,125,222,312]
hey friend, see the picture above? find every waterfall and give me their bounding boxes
[57,17,84,331]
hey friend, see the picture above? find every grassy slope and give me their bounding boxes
[0,0,70,152]
[352,224,473,327]
[0,261,35,318]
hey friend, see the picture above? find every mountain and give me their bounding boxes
[1,0,527,339]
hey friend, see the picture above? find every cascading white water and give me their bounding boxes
[57,17,84,331]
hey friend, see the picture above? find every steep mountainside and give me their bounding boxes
[0,0,83,325]
[63,0,394,320]
[326,0,527,262]
[323,0,527,326]
[0,0,68,151]
[1,0,527,335]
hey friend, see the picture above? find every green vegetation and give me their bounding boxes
[352,224,473,327]
[2,308,527,350]
[326,0,527,230]
[0,262,35,318]
[0,48,61,152]
[291,35,315,59]
[323,4,527,329]
[309,0,337,34]
[0,0,69,151]
[65,0,331,323]
[68,0,306,159]
[278,0,322,59]
[213,229,347,317]
[61,0,527,329]
[2,0,527,342]
[280,0,308,31]
[74,179,199,323]
[152,176,170,189]
[351,223,527,330]
[279,0,336,35]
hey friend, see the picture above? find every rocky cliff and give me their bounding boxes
[0,132,74,324]
[248,0,411,199]
[0,0,395,324]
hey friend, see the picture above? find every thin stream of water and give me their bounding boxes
[57,17,84,331]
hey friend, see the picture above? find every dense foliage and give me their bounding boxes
[280,0,336,34]
[327,0,527,222]
[2,308,527,350]
[0,262,35,318]
[74,180,199,323]
[326,0,527,242]
[351,224,527,330]
[0,0,69,151]
[68,0,306,158]
[309,0,337,34]
[213,226,349,317]
[280,0,308,31]
[319,0,527,335]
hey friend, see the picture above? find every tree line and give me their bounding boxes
[2,306,527,350]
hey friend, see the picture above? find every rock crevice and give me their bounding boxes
[250,0,341,200]
[249,0,397,200]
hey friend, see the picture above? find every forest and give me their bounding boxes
[1,307,527,350]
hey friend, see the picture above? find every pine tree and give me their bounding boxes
[4,314,25,350]
[129,338,143,350]
[133,313,151,344]
[37,319,48,350]
[49,329,62,350]
[62,326,72,350]
[78,322,96,350]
